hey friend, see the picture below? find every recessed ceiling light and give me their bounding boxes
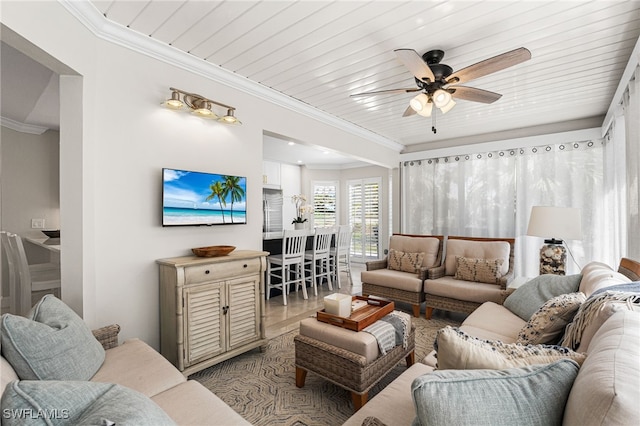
[297,160,303,163]
[323,151,329,154]
[288,142,295,146]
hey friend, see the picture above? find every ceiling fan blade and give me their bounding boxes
[350,88,420,97]
[447,47,531,85]
[402,105,417,117]
[394,48,435,83]
[450,86,502,103]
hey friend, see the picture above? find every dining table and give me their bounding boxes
[24,236,61,266]
[25,236,61,253]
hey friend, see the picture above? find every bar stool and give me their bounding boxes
[303,227,333,296]
[266,229,308,305]
[331,225,353,288]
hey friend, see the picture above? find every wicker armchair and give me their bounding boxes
[92,324,121,350]
[424,236,515,319]
[361,234,444,317]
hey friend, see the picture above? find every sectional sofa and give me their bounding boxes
[344,258,640,425]
[0,295,249,425]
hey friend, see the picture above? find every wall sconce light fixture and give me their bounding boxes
[161,87,241,125]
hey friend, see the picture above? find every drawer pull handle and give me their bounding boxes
[243,264,248,268]
[205,270,210,274]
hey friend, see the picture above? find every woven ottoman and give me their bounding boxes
[294,317,415,411]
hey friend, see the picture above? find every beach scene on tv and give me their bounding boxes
[163,168,247,226]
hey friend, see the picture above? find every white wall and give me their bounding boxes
[1,127,60,237]
[0,1,400,348]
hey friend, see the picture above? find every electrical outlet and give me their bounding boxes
[31,218,45,229]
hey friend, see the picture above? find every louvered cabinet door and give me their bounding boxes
[157,251,268,375]
[227,275,261,350]
[183,283,226,368]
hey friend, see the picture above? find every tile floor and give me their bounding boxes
[264,262,365,338]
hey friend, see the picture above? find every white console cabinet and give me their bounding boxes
[157,250,268,375]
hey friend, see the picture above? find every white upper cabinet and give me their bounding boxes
[262,160,281,188]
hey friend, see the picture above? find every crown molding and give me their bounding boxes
[1,116,49,135]
[59,0,404,153]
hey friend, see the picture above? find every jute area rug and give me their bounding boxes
[191,315,461,426]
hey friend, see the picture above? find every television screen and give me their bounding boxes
[163,168,247,226]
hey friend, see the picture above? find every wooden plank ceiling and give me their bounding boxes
[90,0,640,150]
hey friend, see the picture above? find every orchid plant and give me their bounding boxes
[291,194,314,224]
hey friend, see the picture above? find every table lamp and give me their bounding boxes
[526,206,582,275]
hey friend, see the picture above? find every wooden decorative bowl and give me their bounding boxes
[192,245,236,257]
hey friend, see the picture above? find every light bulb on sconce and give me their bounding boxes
[161,90,184,110]
[218,108,241,125]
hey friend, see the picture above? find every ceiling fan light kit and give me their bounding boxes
[432,89,452,108]
[352,47,531,132]
[410,93,430,112]
[161,87,241,125]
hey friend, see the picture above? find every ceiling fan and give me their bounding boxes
[351,47,531,132]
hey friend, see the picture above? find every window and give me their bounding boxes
[312,181,337,227]
[348,178,381,262]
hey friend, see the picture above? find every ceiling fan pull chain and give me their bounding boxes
[432,110,437,134]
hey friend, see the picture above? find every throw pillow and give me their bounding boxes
[411,359,580,426]
[454,256,504,284]
[561,289,640,352]
[503,273,583,321]
[0,380,176,426]
[434,326,586,370]
[387,249,424,274]
[516,292,586,345]
[0,295,105,380]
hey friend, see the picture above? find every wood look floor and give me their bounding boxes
[264,263,365,339]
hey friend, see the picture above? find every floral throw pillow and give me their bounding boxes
[516,292,586,345]
[454,256,504,284]
[387,249,424,274]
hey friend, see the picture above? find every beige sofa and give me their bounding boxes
[424,236,515,319]
[362,234,444,317]
[344,258,640,426]
[1,305,249,425]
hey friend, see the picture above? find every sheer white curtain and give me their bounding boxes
[601,117,627,266]
[402,153,515,237]
[515,143,604,277]
[623,66,640,260]
[402,141,604,277]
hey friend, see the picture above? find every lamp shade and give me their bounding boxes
[526,206,582,242]
[433,89,452,108]
[410,93,430,112]
[439,99,456,114]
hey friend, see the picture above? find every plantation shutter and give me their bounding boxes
[348,178,381,261]
[312,182,337,227]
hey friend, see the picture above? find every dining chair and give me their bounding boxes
[330,225,353,288]
[266,229,308,305]
[3,232,61,315]
[303,227,334,296]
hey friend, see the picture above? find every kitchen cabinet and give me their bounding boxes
[262,160,281,188]
[157,250,268,375]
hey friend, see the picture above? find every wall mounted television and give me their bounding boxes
[162,168,247,226]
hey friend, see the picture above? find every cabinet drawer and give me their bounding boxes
[184,258,261,285]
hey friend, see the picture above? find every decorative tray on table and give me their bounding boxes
[316,296,394,331]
